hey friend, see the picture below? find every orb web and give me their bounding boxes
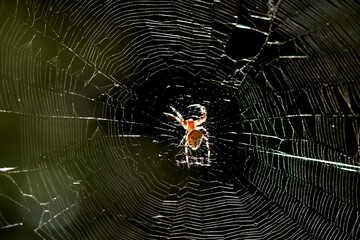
[0,0,359,239]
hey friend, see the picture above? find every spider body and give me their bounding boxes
[164,104,210,167]
[186,119,195,131]
[188,130,203,150]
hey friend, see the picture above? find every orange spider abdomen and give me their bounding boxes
[188,130,203,149]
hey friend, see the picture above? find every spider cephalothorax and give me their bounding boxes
[164,104,210,168]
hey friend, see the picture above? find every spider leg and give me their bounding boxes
[164,112,182,123]
[185,140,190,168]
[188,104,206,126]
[187,104,201,108]
[164,112,186,128]
[164,106,186,129]
[170,106,185,123]
[203,136,210,163]
[178,131,189,146]
[195,126,209,137]
[179,135,186,146]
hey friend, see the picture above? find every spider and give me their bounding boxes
[164,104,210,168]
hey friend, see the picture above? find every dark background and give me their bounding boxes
[0,0,359,239]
